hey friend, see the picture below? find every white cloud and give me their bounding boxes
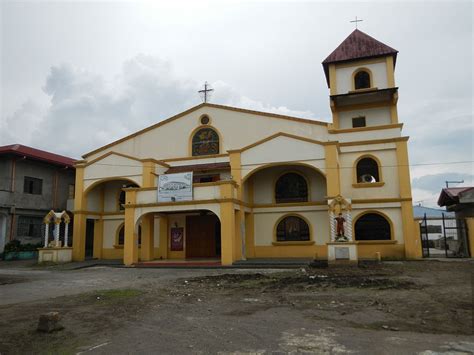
[1,55,317,158]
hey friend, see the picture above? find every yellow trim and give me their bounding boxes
[386,56,395,87]
[141,214,154,261]
[353,154,383,184]
[328,123,403,134]
[273,170,310,204]
[245,212,255,257]
[351,197,412,204]
[220,200,236,265]
[158,215,168,259]
[357,240,397,245]
[353,210,394,241]
[329,64,337,95]
[348,87,379,94]
[188,124,223,157]
[358,243,405,260]
[123,189,138,266]
[253,201,326,208]
[82,103,327,159]
[351,68,374,91]
[353,182,385,188]
[253,245,328,259]
[335,57,385,69]
[331,111,340,130]
[229,132,337,154]
[72,166,87,261]
[142,161,157,188]
[241,162,326,184]
[324,144,340,197]
[272,241,315,246]
[229,151,242,200]
[339,136,408,147]
[93,219,103,259]
[273,213,313,244]
[162,153,228,163]
[390,104,399,124]
[84,177,141,195]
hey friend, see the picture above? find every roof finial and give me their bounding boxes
[198,81,214,103]
[350,16,363,29]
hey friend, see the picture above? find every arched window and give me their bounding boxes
[117,224,142,245]
[354,70,371,90]
[356,157,380,183]
[192,128,219,156]
[276,215,310,242]
[275,172,308,203]
[355,213,391,241]
[118,183,139,211]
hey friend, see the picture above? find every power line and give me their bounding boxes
[86,159,474,170]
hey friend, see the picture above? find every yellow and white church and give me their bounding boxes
[72,29,422,266]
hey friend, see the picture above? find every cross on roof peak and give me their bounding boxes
[350,16,363,29]
[198,81,214,103]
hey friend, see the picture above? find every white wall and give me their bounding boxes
[339,107,392,129]
[335,61,388,95]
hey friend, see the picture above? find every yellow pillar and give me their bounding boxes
[220,201,235,265]
[229,151,242,199]
[465,218,474,258]
[93,218,103,259]
[158,215,168,259]
[324,143,340,198]
[141,214,154,261]
[245,212,255,258]
[123,189,138,266]
[234,209,243,261]
[142,160,156,188]
[72,164,87,261]
[396,140,421,259]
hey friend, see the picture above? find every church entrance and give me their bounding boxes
[186,214,221,258]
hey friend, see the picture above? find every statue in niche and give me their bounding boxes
[334,213,348,242]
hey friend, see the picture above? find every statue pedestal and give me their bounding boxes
[327,242,358,265]
[38,247,73,263]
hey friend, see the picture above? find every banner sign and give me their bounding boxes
[158,172,193,202]
[170,227,184,251]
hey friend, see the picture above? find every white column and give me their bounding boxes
[345,210,353,241]
[54,222,60,247]
[329,211,336,242]
[44,223,49,248]
[64,222,69,247]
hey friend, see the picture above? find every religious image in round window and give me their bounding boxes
[200,115,210,125]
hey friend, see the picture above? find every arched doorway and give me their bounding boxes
[185,212,221,258]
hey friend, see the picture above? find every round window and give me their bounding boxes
[200,115,210,125]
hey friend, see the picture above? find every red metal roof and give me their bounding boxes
[166,162,230,174]
[322,29,398,86]
[437,187,474,207]
[0,144,76,168]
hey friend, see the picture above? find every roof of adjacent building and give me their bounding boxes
[413,205,454,219]
[438,187,474,207]
[0,144,76,168]
[322,29,398,86]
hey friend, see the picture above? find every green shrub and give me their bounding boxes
[4,240,42,253]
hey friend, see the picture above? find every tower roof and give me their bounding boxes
[322,29,398,86]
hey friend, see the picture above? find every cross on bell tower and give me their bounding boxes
[350,16,363,29]
[198,81,214,103]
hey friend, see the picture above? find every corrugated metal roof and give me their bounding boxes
[0,144,76,168]
[322,29,398,86]
[413,206,454,219]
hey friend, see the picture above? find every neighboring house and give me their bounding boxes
[0,144,75,252]
[72,29,421,265]
[438,187,474,219]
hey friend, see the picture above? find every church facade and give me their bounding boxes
[72,30,422,265]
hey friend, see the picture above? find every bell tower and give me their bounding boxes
[322,29,399,130]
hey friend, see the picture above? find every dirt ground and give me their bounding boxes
[0,260,473,354]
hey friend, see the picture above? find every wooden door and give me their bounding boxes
[186,215,217,258]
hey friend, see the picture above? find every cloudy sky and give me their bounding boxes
[0,1,472,206]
